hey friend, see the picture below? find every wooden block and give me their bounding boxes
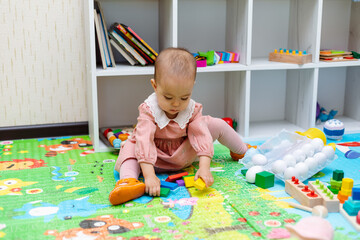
[340,204,360,231]
[194,178,206,190]
[165,172,189,182]
[183,175,195,188]
[308,180,340,212]
[269,52,312,64]
[160,180,178,190]
[285,178,323,208]
[176,179,185,187]
[342,178,354,190]
[255,171,274,189]
[160,187,170,197]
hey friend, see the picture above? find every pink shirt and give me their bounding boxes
[117,93,214,170]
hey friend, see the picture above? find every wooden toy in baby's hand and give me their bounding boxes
[269,48,312,64]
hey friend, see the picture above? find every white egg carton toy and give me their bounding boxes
[241,129,337,182]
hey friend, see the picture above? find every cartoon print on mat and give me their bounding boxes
[13,196,109,222]
[51,166,79,182]
[131,173,194,220]
[0,178,37,196]
[44,215,144,240]
[0,141,13,157]
[38,138,92,157]
[56,185,99,195]
[0,158,47,171]
[336,142,360,159]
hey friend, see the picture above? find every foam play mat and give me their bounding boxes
[0,133,360,239]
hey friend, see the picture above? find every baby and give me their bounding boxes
[109,47,248,205]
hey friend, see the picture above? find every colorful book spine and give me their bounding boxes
[109,30,146,66]
[116,23,156,61]
[111,24,154,64]
[122,24,158,57]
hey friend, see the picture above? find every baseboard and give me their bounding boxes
[0,122,89,141]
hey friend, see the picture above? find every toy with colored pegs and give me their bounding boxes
[269,48,312,64]
[103,128,130,148]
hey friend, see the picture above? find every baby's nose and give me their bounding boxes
[172,100,180,106]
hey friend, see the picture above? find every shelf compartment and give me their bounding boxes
[316,66,360,133]
[94,0,175,67]
[251,0,321,65]
[248,68,316,138]
[320,1,360,65]
[178,0,250,65]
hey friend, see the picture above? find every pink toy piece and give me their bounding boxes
[196,59,207,68]
[285,216,334,240]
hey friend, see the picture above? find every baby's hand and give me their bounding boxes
[144,175,161,196]
[195,167,214,187]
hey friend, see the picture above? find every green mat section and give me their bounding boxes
[0,135,359,239]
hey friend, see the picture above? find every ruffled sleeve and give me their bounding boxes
[187,104,214,158]
[134,103,158,165]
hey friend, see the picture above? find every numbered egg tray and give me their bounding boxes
[241,130,337,182]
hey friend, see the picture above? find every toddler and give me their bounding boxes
[109,47,248,205]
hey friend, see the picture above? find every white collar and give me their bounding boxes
[144,93,195,129]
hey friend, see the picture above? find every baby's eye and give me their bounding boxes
[164,96,172,100]
[181,97,189,101]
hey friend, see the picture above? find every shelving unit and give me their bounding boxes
[84,0,360,152]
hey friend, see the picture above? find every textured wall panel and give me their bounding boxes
[0,0,87,127]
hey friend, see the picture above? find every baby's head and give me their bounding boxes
[154,47,197,85]
[151,48,197,119]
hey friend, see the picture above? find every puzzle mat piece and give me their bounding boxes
[2,134,360,239]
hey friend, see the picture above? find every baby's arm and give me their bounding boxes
[140,162,160,196]
[195,156,214,187]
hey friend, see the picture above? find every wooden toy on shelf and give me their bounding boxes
[269,48,312,64]
[320,50,357,62]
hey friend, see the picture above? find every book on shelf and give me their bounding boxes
[108,30,147,66]
[110,23,154,64]
[123,24,158,58]
[115,23,158,61]
[93,9,107,69]
[109,39,137,66]
[94,0,115,68]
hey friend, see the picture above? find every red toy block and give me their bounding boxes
[165,172,189,182]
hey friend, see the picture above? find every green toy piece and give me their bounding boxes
[255,171,274,189]
[198,50,216,66]
[160,187,170,197]
[352,51,360,59]
[333,170,344,181]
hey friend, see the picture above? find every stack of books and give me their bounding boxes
[108,23,158,66]
[94,1,158,68]
[94,1,115,69]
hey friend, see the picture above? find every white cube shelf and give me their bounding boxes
[84,0,360,152]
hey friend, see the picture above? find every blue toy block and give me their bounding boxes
[352,188,360,201]
[343,197,360,216]
[160,180,178,190]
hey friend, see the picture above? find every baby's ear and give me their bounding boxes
[150,79,157,89]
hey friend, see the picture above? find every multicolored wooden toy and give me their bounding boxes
[269,48,312,64]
